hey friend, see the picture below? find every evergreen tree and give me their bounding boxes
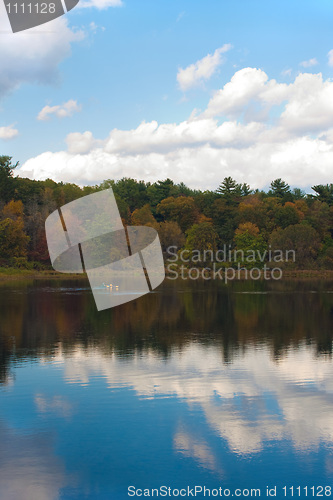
[0,156,18,203]
[270,178,290,198]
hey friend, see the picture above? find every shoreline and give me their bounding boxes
[1,268,333,282]
[0,269,86,281]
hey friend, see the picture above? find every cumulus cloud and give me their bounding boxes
[19,68,333,190]
[300,58,318,68]
[204,67,290,119]
[37,99,81,121]
[204,69,333,135]
[0,0,84,98]
[0,0,120,98]
[103,119,265,154]
[279,72,333,133]
[0,125,18,140]
[66,130,103,153]
[177,44,232,91]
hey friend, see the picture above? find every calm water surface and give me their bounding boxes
[0,278,333,499]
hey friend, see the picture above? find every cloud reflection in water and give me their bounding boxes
[45,342,333,456]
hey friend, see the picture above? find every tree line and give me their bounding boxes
[0,155,332,270]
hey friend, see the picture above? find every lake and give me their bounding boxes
[0,277,333,499]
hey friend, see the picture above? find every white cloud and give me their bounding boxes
[0,125,18,140]
[37,99,81,121]
[204,67,290,119]
[328,49,333,67]
[104,119,264,154]
[0,1,84,98]
[66,130,103,153]
[280,72,333,133]
[204,69,333,134]
[300,58,318,68]
[78,0,122,9]
[19,69,333,190]
[177,44,232,91]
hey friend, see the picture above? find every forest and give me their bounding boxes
[0,155,332,271]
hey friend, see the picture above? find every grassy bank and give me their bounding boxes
[1,266,333,282]
[0,267,86,281]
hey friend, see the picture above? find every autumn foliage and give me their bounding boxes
[0,155,333,270]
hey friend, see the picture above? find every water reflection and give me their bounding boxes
[36,342,333,455]
[0,278,333,497]
[0,420,72,500]
[0,279,333,373]
[174,428,224,477]
[35,393,74,419]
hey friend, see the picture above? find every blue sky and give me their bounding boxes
[1,0,333,190]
